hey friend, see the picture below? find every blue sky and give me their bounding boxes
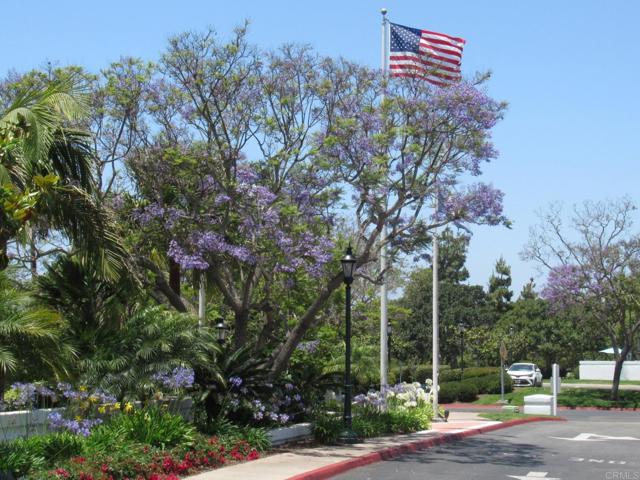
[4,0,640,294]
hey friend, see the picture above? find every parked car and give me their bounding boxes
[507,363,543,387]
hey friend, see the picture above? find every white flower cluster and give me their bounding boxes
[353,380,433,412]
[386,381,432,411]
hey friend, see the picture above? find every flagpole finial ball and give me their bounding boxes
[381,8,388,16]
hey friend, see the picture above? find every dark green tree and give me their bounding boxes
[519,277,537,300]
[398,269,496,365]
[488,256,513,313]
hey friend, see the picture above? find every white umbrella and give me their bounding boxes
[599,347,622,354]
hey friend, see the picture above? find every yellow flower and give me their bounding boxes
[124,402,134,413]
[114,402,121,410]
[75,415,82,421]
[89,395,99,403]
[79,386,88,392]
[98,406,106,414]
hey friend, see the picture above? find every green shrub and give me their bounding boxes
[86,406,196,452]
[439,382,460,403]
[414,364,434,383]
[0,432,83,477]
[312,412,343,444]
[440,368,462,382]
[461,367,501,379]
[456,381,479,402]
[388,408,428,433]
[353,414,389,438]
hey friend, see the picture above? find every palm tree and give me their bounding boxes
[0,269,75,396]
[82,306,222,401]
[0,74,126,278]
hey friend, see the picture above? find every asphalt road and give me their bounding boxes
[333,411,640,480]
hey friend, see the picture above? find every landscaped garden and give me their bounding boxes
[2,15,640,480]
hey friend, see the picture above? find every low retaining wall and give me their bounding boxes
[0,397,193,443]
[579,361,640,381]
[267,422,313,446]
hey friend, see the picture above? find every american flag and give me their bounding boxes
[389,22,465,86]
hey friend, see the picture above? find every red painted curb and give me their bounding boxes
[441,403,639,412]
[285,417,565,480]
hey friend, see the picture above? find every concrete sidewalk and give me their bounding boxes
[542,381,640,391]
[186,412,502,480]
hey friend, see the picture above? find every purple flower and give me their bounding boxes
[229,376,243,388]
[296,340,320,354]
[9,383,37,406]
[152,367,195,390]
[278,413,290,424]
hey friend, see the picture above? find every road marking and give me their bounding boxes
[552,433,640,442]
[507,472,560,480]
[570,457,627,464]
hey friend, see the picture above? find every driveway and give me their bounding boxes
[332,410,640,479]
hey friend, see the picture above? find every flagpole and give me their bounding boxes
[432,193,441,418]
[380,8,390,392]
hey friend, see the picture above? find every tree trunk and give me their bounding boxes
[610,347,630,401]
[0,236,8,271]
[169,258,181,297]
[234,309,250,349]
[0,367,5,402]
[268,272,344,380]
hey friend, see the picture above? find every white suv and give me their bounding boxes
[507,363,543,387]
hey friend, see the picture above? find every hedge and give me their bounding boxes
[438,372,513,403]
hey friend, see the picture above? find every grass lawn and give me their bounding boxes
[558,388,640,408]
[473,387,640,409]
[552,379,640,386]
[478,412,544,422]
[474,387,550,406]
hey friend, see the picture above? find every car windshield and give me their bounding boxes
[509,364,533,371]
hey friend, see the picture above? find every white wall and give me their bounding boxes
[579,361,640,381]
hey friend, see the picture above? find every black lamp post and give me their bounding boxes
[458,322,466,375]
[215,317,228,346]
[338,245,359,444]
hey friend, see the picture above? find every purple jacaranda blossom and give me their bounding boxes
[296,340,320,354]
[541,264,585,311]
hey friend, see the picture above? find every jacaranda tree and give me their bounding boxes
[61,26,508,378]
[523,198,640,399]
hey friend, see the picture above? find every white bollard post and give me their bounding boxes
[551,363,560,416]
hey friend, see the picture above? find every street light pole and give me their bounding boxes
[459,323,466,375]
[339,246,359,444]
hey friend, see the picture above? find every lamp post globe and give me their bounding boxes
[215,317,227,345]
[338,245,359,444]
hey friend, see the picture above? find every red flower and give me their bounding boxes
[208,436,219,445]
[162,456,176,472]
[72,457,87,464]
[79,473,93,480]
[101,464,110,474]
[247,450,260,461]
[165,475,180,480]
[148,475,161,480]
[54,468,70,478]
[230,448,244,461]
